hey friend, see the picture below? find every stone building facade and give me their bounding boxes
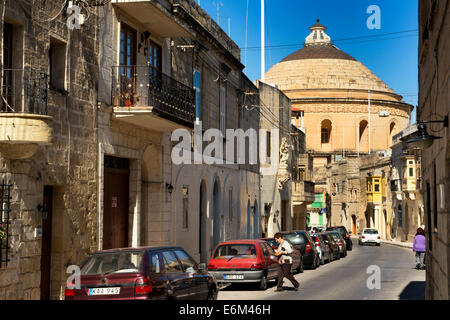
[0,0,99,299]
[258,81,313,237]
[97,0,260,264]
[390,124,424,243]
[418,0,449,300]
[0,0,261,300]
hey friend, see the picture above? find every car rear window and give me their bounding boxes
[364,229,379,234]
[283,233,305,245]
[213,244,257,259]
[81,251,143,275]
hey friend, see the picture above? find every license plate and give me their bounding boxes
[224,274,244,280]
[88,287,121,295]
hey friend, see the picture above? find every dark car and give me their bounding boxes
[319,232,340,261]
[281,231,320,269]
[64,246,218,300]
[326,231,347,258]
[311,234,331,264]
[326,226,353,250]
[208,240,280,290]
[261,237,303,273]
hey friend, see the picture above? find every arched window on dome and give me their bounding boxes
[321,120,332,144]
[389,121,397,145]
[359,120,369,151]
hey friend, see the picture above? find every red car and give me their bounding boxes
[208,240,279,290]
[64,246,218,300]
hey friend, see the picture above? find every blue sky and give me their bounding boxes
[197,0,419,122]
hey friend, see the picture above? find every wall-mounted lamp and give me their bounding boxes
[406,116,448,150]
[165,183,174,194]
[37,204,49,220]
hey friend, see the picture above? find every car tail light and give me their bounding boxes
[338,240,343,247]
[362,235,365,239]
[377,236,381,239]
[345,234,350,239]
[135,277,152,294]
[64,288,75,297]
[315,241,320,247]
[208,264,217,270]
[305,242,312,254]
[250,263,262,270]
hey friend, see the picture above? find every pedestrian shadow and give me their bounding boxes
[398,281,425,300]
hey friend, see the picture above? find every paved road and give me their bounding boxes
[218,239,425,300]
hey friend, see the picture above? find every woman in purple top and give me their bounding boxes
[413,228,426,270]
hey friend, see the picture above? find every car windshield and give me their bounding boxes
[81,251,143,275]
[283,233,305,245]
[364,229,379,234]
[264,238,278,248]
[213,244,257,259]
[329,233,340,241]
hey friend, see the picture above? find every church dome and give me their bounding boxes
[264,20,396,95]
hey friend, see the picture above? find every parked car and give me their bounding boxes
[326,231,347,258]
[326,226,353,250]
[64,246,218,300]
[281,231,320,269]
[311,234,331,264]
[319,232,340,261]
[359,228,381,246]
[261,237,303,273]
[208,240,280,290]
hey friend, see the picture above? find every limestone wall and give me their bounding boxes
[0,1,99,300]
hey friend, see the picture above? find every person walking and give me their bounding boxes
[273,233,299,292]
[413,228,426,270]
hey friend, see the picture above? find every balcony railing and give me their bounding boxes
[292,180,315,204]
[1,69,48,115]
[112,65,195,126]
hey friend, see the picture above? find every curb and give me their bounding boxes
[381,239,413,249]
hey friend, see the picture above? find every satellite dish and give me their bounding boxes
[379,110,390,117]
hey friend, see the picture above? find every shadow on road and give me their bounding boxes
[398,281,425,300]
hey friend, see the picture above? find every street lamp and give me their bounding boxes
[406,116,448,150]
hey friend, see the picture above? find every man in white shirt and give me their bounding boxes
[274,233,299,292]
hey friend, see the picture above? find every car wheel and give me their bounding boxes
[320,255,324,265]
[329,252,333,262]
[299,260,304,273]
[259,274,268,290]
[311,255,319,269]
[207,286,218,300]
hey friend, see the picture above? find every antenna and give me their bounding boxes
[212,1,223,26]
[261,0,265,81]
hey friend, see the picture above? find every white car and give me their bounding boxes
[358,228,381,246]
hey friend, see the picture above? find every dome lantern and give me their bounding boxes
[305,19,331,47]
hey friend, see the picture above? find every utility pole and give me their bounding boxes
[261,0,265,81]
[368,90,371,155]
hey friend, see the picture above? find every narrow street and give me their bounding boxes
[218,239,425,300]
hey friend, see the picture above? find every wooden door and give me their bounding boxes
[40,186,53,300]
[103,157,130,250]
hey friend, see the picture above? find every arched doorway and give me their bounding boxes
[199,180,207,263]
[351,215,357,234]
[212,179,221,249]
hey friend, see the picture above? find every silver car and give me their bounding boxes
[311,233,332,264]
